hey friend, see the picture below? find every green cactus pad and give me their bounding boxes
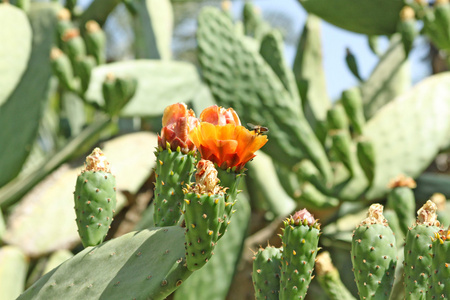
[298,0,403,35]
[252,246,282,300]
[280,210,321,300]
[74,169,116,247]
[154,148,196,227]
[184,192,225,271]
[430,232,450,299]
[351,204,397,300]
[18,227,192,300]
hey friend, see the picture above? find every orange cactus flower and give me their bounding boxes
[189,122,268,171]
[158,103,199,153]
[199,105,241,126]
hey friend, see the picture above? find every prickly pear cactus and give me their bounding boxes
[429,227,450,299]
[154,103,198,227]
[183,160,225,271]
[404,200,441,299]
[315,251,356,300]
[18,227,192,300]
[74,148,116,247]
[387,175,417,235]
[351,204,397,299]
[252,246,282,300]
[280,209,321,300]
[216,168,243,238]
[154,148,196,226]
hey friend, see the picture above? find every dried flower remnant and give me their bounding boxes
[185,160,224,195]
[360,203,387,226]
[84,148,110,173]
[417,200,440,226]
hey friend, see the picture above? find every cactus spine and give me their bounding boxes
[404,200,441,299]
[74,148,117,247]
[351,204,397,299]
[280,209,321,300]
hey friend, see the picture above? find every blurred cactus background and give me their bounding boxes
[2,0,450,299]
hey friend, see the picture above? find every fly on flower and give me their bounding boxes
[247,123,269,136]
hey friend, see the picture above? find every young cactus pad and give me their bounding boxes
[404,200,441,299]
[74,148,116,247]
[252,246,282,300]
[280,209,321,300]
[351,204,397,300]
[183,160,225,271]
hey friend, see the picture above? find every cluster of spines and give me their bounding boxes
[351,204,397,299]
[279,209,321,300]
[153,143,196,227]
[183,191,225,271]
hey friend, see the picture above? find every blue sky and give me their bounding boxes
[79,0,431,101]
[232,0,431,101]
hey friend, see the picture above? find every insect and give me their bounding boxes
[247,123,269,135]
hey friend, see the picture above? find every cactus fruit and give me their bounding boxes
[315,251,356,300]
[341,87,365,135]
[84,20,106,65]
[404,200,441,299]
[330,130,356,176]
[327,104,349,131]
[74,148,116,248]
[183,160,225,271]
[252,246,282,300]
[356,139,376,185]
[101,73,138,116]
[345,48,363,82]
[280,209,321,300]
[398,6,417,56]
[429,227,450,299]
[61,28,86,66]
[154,103,198,227]
[351,204,397,299]
[50,47,78,92]
[387,175,416,235]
